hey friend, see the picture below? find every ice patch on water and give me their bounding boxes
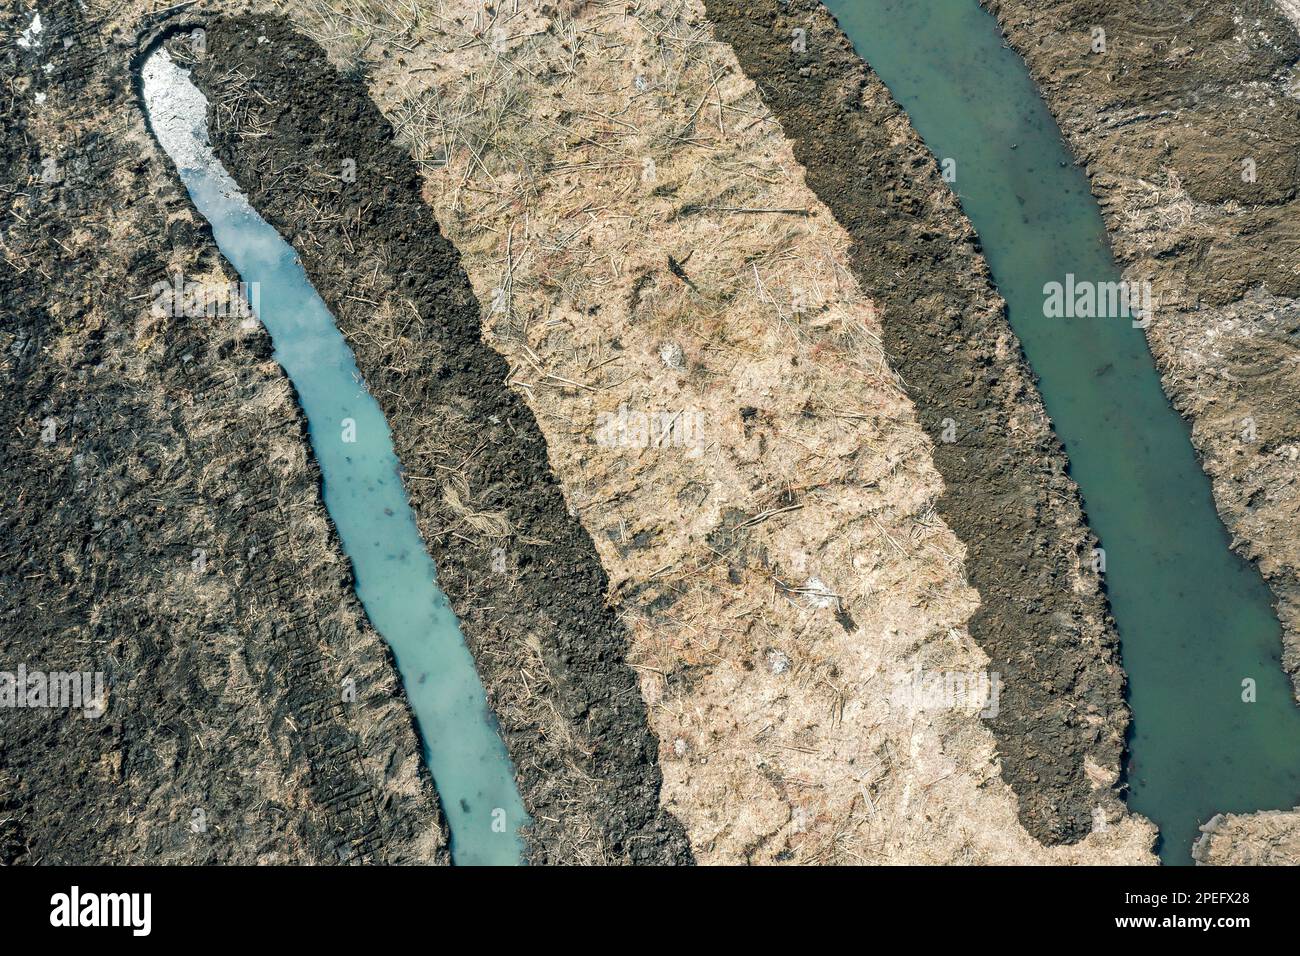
[140,49,254,217]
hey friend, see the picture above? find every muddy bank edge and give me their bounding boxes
[704,0,1134,845]
[982,0,1300,695]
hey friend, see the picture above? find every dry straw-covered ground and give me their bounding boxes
[1193,808,1300,864]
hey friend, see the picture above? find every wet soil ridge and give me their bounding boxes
[186,16,692,864]
[980,0,1300,696]
[1,0,446,863]
[706,0,1130,843]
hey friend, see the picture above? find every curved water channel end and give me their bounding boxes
[140,46,529,866]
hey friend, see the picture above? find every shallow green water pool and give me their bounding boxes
[824,0,1300,863]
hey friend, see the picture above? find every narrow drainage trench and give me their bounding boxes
[824,0,1300,862]
[141,46,529,866]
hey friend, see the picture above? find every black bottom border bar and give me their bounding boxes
[0,865,1282,941]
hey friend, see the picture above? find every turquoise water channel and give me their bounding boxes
[141,48,528,865]
[824,0,1300,862]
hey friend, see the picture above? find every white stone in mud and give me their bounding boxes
[18,11,43,50]
[659,341,686,369]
